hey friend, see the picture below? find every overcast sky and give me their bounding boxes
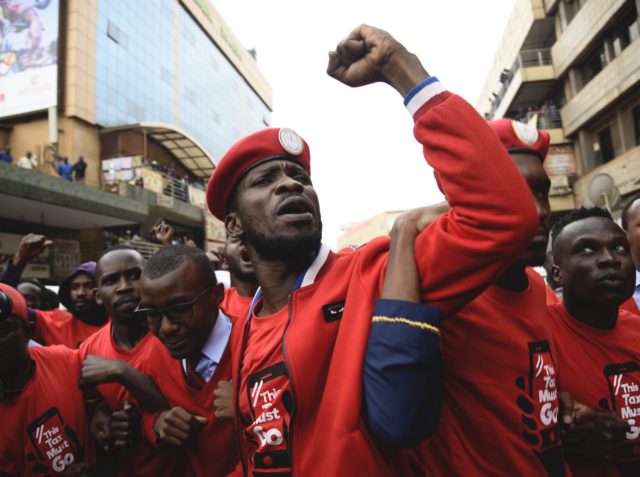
[213,0,517,248]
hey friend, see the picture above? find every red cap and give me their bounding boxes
[487,118,550,161]
[0,283,28,323]
[432,118,550,194]
[207,128,311,221]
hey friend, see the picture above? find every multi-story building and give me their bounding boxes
[478,0,640,218]
[0,0,272,281]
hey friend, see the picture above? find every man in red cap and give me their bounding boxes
[371,116,629,476]
[206,25,539,476]
[0,283,94,476]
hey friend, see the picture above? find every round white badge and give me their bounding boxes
[278,128,304,156]
[511,120,539,145]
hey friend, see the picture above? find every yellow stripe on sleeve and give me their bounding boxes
[372,315,440,336]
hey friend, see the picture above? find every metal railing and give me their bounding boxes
[127,239,163,259]
[488,48,553,116]
[158,170,189,203]
[523,109,563,129]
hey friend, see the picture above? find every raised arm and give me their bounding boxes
[1,234,52,286]
[329,25,537,316]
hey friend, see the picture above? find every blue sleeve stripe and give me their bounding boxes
[403,76,440,105]
[404,77,446,116]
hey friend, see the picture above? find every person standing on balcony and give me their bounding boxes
[0,145,13,163]
[73,156,87,184]
[57,156,73,181]
[16,151,37,170]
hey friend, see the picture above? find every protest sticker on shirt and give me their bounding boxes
[26,407,83,474]
[604,362,640,457]
[515,340,564,476]
[244,362,292,474]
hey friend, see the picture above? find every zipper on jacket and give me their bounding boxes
[235,319,251,477]
[281,293,297,476]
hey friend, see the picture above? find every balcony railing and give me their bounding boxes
[488,48,553,116]
[127,239,163,258]
[521,109,563,129]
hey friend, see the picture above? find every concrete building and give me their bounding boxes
[0,0,271,281]
[478,0,640,218]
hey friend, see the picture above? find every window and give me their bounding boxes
[632,105,640,147]
[597,127,615,163]
[580,45,606,86]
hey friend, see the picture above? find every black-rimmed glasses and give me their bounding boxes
[134,286,212,324]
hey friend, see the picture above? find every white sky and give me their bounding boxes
[213,0,517,249]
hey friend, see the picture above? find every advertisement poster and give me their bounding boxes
[0,0,59,117]
[544,145,576,176]
[53,239,79,277]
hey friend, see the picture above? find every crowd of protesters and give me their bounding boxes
[1,25,640,477]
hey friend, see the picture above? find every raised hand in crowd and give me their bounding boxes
[152,220,174,246]
[13,233,52,267]
[327,24,427,96]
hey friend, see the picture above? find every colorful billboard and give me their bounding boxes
[0,0,59,117]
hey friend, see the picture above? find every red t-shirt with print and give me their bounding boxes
[548,304,640,477]
[238,305,293,476]
[421,269,569,476]
[0,346,93,476]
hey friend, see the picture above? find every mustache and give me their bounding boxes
[113,294,140,309]
[276,192,315,211]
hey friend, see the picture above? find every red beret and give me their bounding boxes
[487,118,550,161]
[0,283,28,323]
[207,128,311,221]
[432,118,550,194]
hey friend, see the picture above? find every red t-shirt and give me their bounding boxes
[547,304,640,477]
[220,288,253,321]
[78,324,179,477]
[238,306,293,475]
[0,346,93,476]
[138,332,238,477]
[34,308,101,348]
[421,269,569,476]
[620,298,640,316]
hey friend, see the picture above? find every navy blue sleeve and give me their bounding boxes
[363,298,443,447]
[0,259,26,287]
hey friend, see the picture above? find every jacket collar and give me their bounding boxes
[247,243,331,321]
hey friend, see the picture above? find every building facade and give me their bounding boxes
[478,0,640,217]
[0,0,272,281]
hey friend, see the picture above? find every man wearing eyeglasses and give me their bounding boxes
[135,244,241,477]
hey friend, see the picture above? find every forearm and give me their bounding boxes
[120,366,169,412]
[0,259,26,287]
[381,227,420,303]
[364,299,442,446]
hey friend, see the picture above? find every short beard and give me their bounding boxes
[244,221,322,264]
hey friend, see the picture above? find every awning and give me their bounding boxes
[100,122,215,178]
